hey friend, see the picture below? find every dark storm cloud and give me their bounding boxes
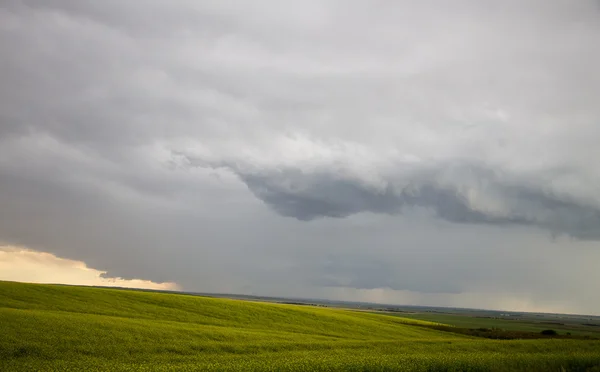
[2,0,600,313]
[237,168,505,223]
[184,157,600,239]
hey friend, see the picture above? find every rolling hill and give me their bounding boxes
[1,281,599,371]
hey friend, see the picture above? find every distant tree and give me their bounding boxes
[541,329,557,336]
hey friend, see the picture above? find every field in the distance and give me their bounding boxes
[1,281,600,371]
[383,312,600,338]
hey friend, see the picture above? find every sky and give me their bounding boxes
[1,0,600,315]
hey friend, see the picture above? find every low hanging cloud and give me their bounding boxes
[0,246,180,291]
[182,151,600,240]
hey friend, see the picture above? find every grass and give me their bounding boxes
[386,313,600,337]
[1,281,600,371]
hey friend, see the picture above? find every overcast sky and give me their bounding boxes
[1,0,600,315]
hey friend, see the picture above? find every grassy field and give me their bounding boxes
[387,312,600,337]
[1,281,600,371]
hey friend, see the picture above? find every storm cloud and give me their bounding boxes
[185,157,600,239]
[1,0,600,314]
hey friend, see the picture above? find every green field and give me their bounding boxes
[1,281,600,371]
[385,312,600,337]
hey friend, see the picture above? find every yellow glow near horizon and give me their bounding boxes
[0,245,180,291]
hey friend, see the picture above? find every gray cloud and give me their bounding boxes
[185,158,600,239]
[1,0,600,314]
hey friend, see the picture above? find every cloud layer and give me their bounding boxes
[184,154,600,239]
[1,0,600,314]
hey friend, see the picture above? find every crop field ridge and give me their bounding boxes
[1,281,599,371]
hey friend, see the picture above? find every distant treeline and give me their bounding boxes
[412,324,598,341]
[279,302,327,307]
